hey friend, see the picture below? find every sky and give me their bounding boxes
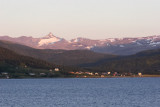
[0,0,160,40]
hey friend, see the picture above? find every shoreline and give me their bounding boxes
[0,75,160,79]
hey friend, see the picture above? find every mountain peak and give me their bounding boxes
[39,32,62,46]
[43,32,56,39]
[48,32,54,36]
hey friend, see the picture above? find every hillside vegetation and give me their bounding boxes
[0,40,116,66]
[1,40,160,76]
[85,49,160,74]
[0,46,85,78]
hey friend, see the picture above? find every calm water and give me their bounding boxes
[0,78,160,107]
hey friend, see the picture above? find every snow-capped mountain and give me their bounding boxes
[38,32,62,46]
[0,33,160,55]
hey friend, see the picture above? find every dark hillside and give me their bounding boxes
[85,48,160,75]
[0,40,116,66]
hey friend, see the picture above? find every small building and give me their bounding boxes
[85,72,90,74]
[107,72,111,75]
[113,72,118,76]
[69,72,75,74]
[85,72,94,75]
[138,72,142,76]
[88,72,94,75]
[75,72,83,75]
[101,75,105,78]
[75,72,79,74]
[54,68,60,72]
[83,75,87,78]
[95,72,99,75]
[29,73,36,76]
[40,73,46,76]
[1,72,8,75]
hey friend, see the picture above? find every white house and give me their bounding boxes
[54,68,60,72]
[138,72,142,76]
[95,72,99,75]
[29,73,35,76]
[1,72,8,75]
[107,72,111,75]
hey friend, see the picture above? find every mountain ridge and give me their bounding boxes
[0,33,160,55]
[0,40,116,66]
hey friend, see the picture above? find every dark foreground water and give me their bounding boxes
[0,78,160,107]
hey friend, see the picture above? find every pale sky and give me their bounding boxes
[0,0,160,40]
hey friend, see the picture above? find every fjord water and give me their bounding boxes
[0,78,160,107]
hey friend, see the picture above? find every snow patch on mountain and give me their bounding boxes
[108,38,116,42]
[149,41,160,46]
[99,39,107,42]
[85,46,93,49]
[38,33,62,46]
[117,38,124,40]
[73,38,79,42]
[38,37,61,46]
[72,44,83,47]
[70,37,86,43]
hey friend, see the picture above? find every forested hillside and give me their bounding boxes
[85,49,160,74]
[0,40,116,66]
[0,46,85,78]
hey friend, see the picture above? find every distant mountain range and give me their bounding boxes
[1,32,160,55]
[0,40,115,66]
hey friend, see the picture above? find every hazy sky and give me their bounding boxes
[0,0,160,40]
